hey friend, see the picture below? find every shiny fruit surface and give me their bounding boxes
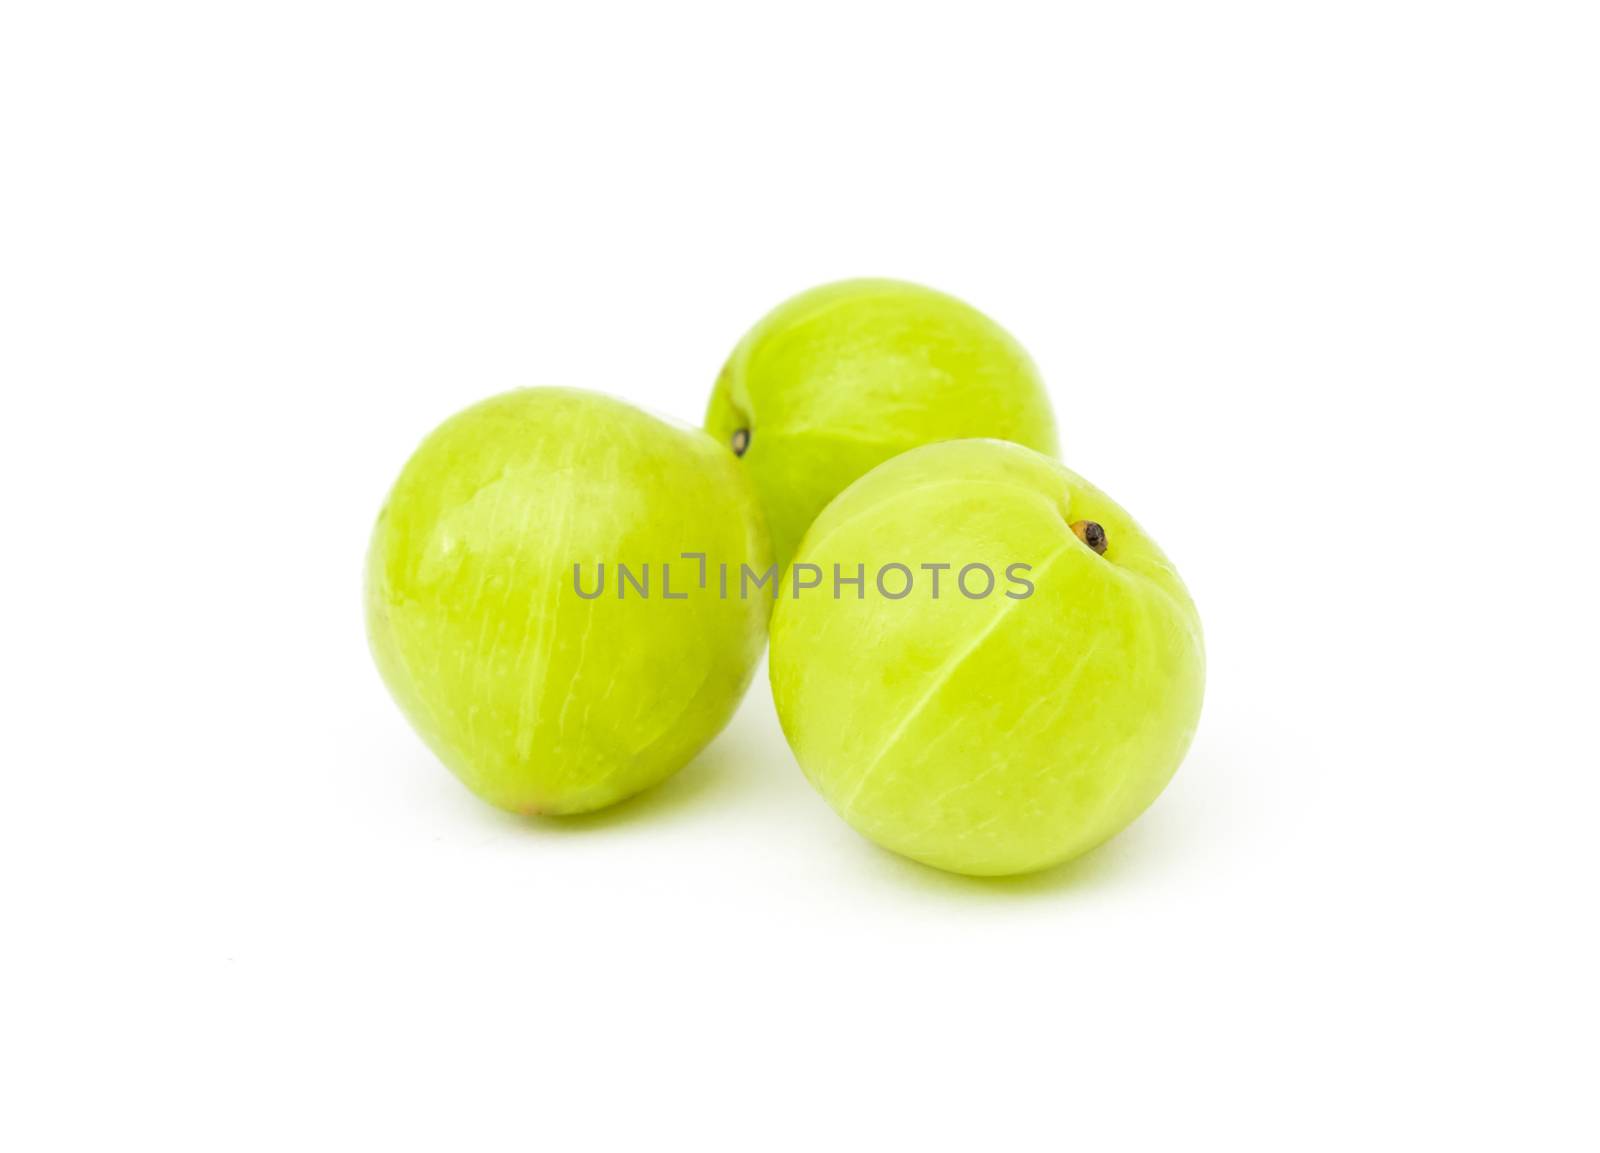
[367,387,770,815]
[770,439,1203,876]
[706,279,1058,569]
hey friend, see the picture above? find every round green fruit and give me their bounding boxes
[705,279,1058,570]
[366,387,771,815]
[769,440,1204,877]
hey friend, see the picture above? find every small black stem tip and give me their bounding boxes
[731,428,750,456]
[1071,520,1108,555]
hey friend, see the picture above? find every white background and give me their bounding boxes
[3,2,1596,1148]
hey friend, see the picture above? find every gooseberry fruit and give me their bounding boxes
[367,387,771,815]
[769,439,1204,876]
[705,278,1059,569]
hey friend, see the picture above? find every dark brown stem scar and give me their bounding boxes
[1071,520,1108,555]
[731,428,750,456]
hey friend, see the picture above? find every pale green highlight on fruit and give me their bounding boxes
[367,387,771,815]
[705,279,1058,570]
[769,440,1204,877]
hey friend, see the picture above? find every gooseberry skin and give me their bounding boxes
[705,279,1058,570]
[769,440,1204,877]
[367,388,771,815]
